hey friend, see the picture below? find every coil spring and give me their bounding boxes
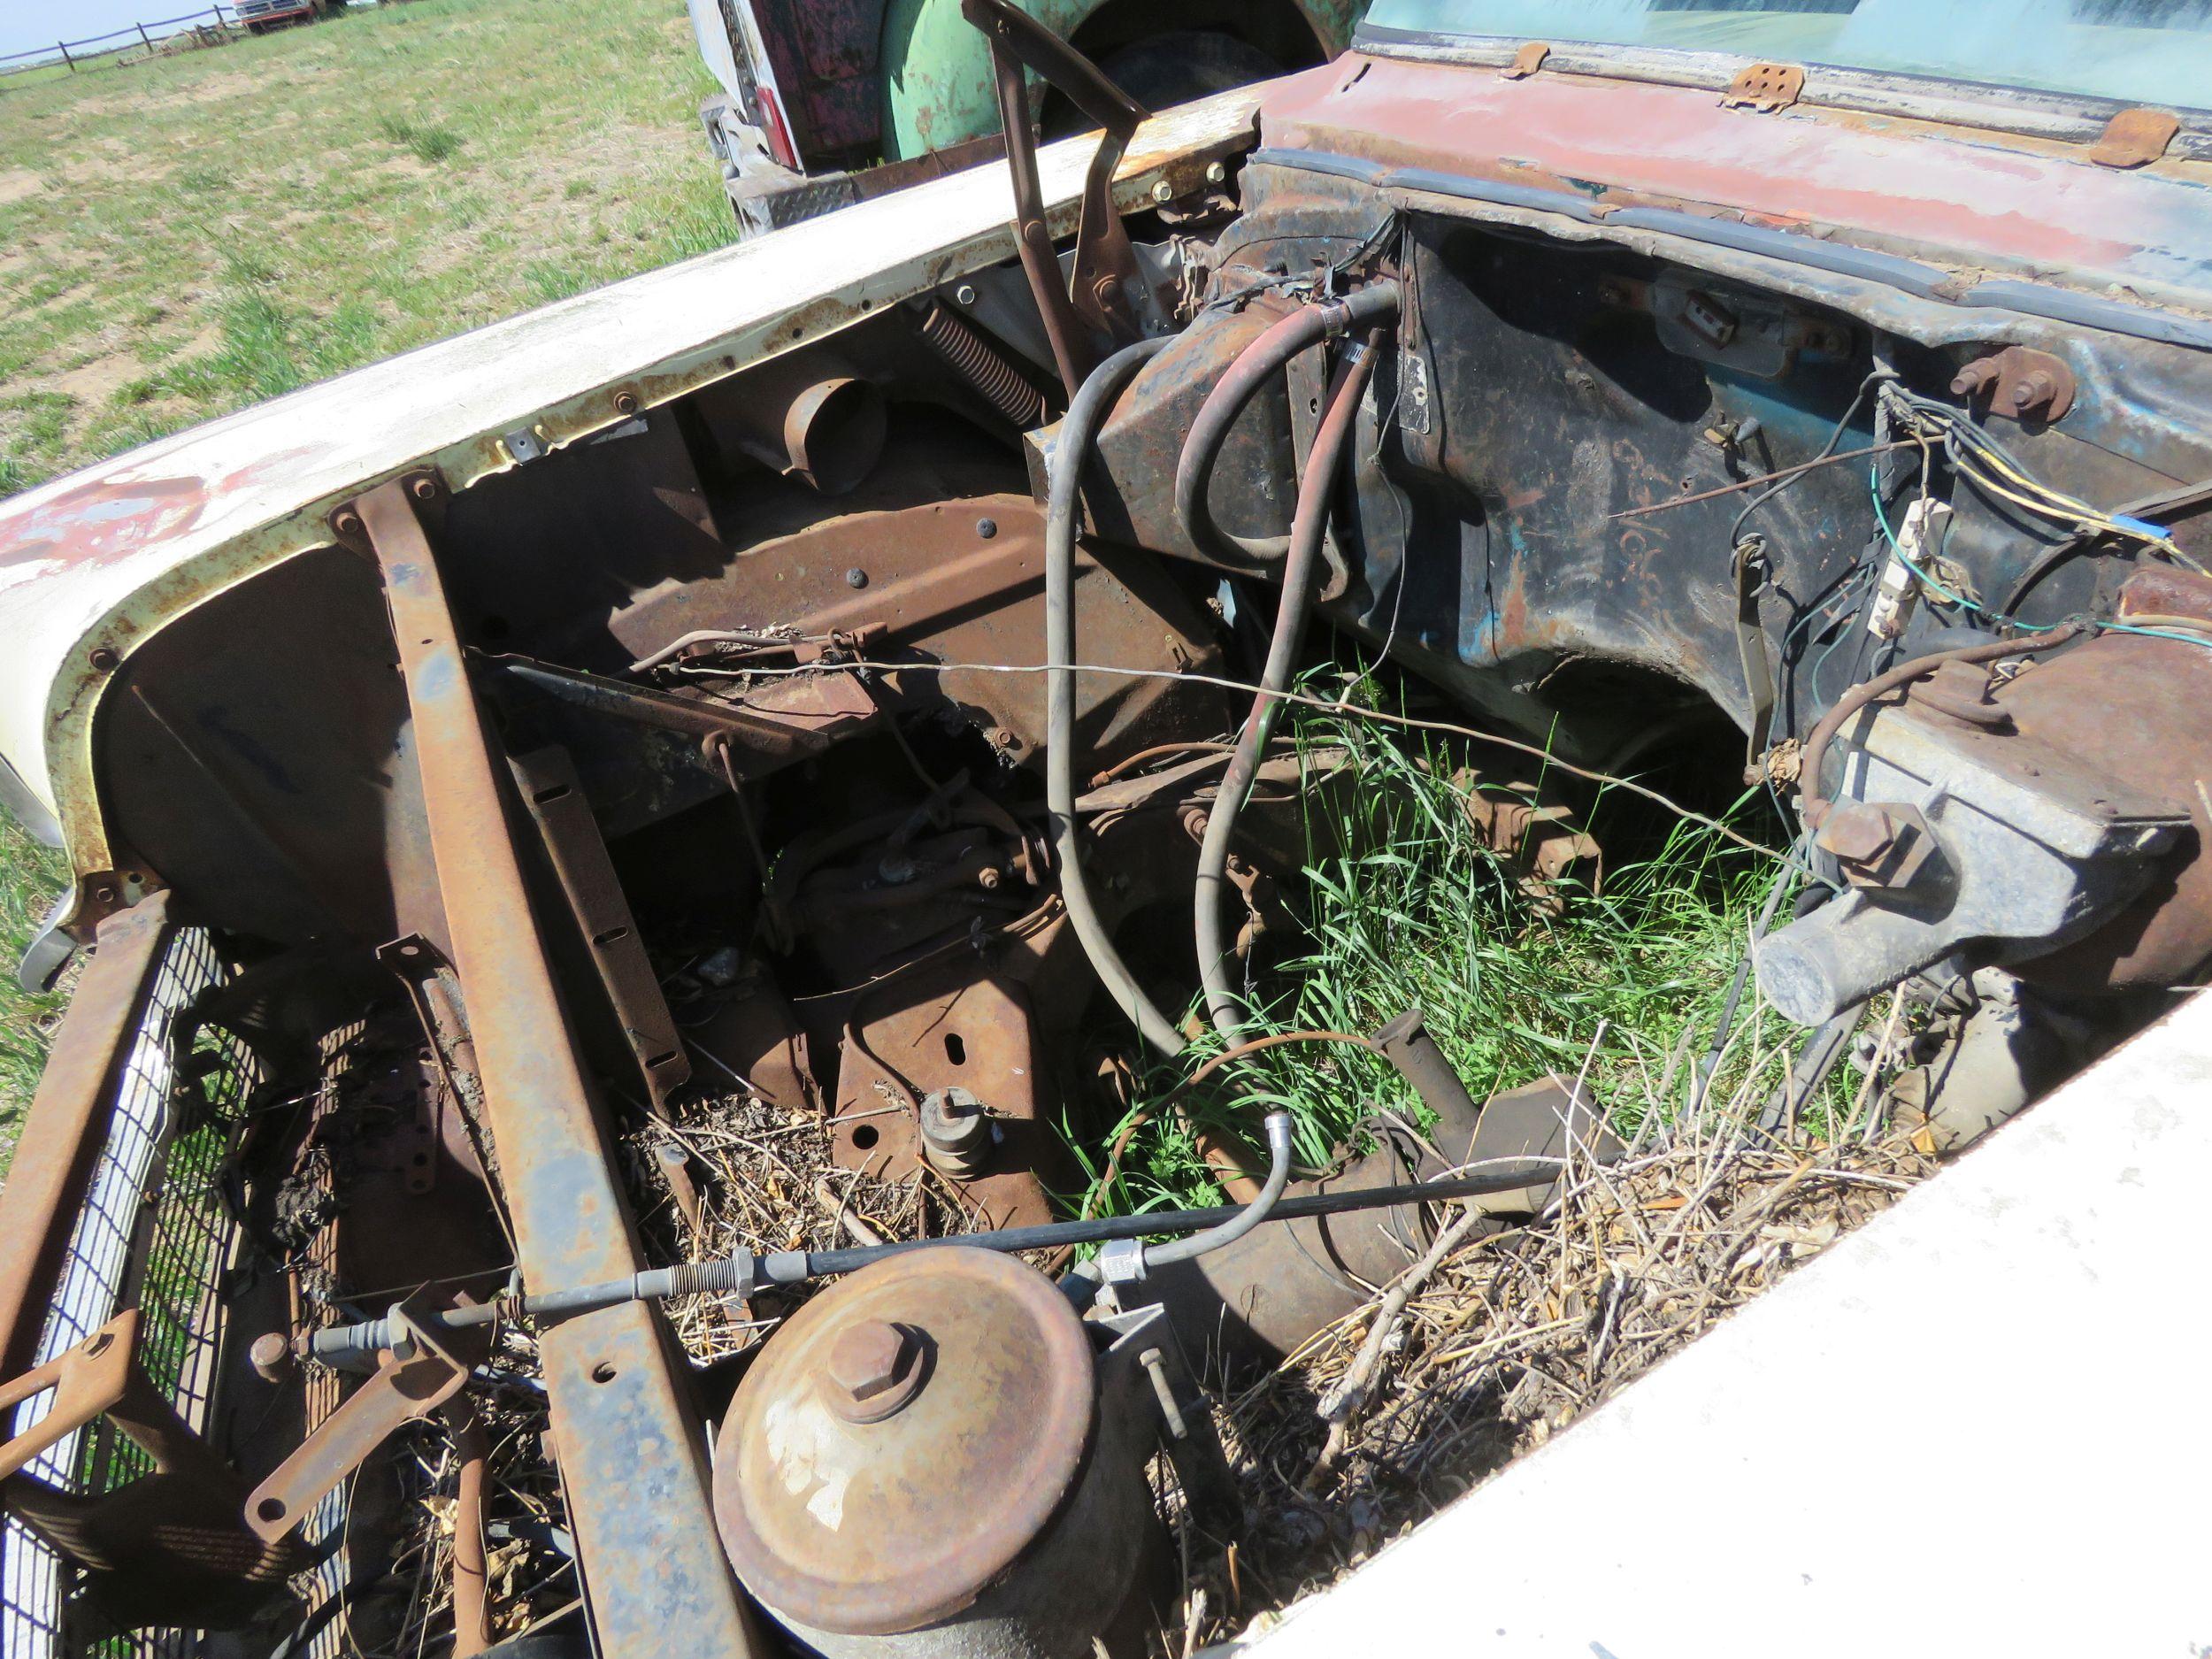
[920,303,1048,429]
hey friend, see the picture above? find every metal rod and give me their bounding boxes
[305,1154,1574,1364]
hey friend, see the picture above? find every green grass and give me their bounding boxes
[0,0,740,1150]
[0,0,734,496]
[1087,671,1827,1218]
[0,816,69,1165]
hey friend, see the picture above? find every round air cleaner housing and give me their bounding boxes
[713,1247,1156,1657]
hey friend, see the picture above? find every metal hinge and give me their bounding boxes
[1502,41,1549,80]
[1720,61,1805,112]
[2087,106,2179,169]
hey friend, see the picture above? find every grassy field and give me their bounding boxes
[0,0,739,1140]
[0,0,733,495]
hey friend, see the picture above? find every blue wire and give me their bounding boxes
[1867,466,2212,653]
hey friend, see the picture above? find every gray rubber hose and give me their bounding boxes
[1046,334,1190,1056]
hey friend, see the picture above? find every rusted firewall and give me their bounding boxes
[351,477,763,1659]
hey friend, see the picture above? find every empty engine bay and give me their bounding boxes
[8,52,2212,1659]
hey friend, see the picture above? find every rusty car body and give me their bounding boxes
[2,0,2210,1653]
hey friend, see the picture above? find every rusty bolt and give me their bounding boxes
[613,390,640,416]
[657,1141,703,1233]
[1949,359,2001,399]
[1206,160,1227,185]
[823,1319,922,1422]
[993,726,1018,750]
[1813,802,1895,865]
[1816,802,1939,890]
[1180,806,1210,842]
[976,865,1002,891]
[88,646,119,673]
[845,567,869,589]
[250,1332,294,1386]
[1151,179,1174,204]
[2008,371,2057,414]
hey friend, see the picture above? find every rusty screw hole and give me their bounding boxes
[410,476,437,503]
[257,1498,286,1523]
[88,646,119,672]
[613,391,640,416]
[333,510,363,539]
[851,1125,879,1150]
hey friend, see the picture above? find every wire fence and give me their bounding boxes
[0,4,319,88]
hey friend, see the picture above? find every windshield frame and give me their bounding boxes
[1350,20,2212,157]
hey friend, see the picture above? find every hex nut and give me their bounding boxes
[822,1319,923,1422]
[1151,179,1174,204]
[1816,803,1940,891]
[1814,803,1893,865]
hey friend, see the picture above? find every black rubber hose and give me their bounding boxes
[1195,324,1391,1036]
[1173,280,1401,564]
[1045,334,1187,1056]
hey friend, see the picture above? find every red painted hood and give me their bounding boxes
[1258,53,2212,309]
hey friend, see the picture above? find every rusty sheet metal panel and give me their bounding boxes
[0,893,174,1380]
[511,746,692,1114]
[1256,54,2212,327]
[354,480,762,1659]
[0,91,1260,894]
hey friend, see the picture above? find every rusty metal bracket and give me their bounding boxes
[0,1310,306,1629]
[1502,41,1550,80]
[1949,345,2077,424]
[2088,106,2179,168]
[961,0,1153,395]
[511,745,691,1115]
[1721,61,1805,112]
[349,475,763,1658]
[1733,538,1778,775]
[246,1289,488,1541]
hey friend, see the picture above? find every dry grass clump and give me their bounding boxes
[1166,1121,1933,1648]
[629,1095,1008,1363]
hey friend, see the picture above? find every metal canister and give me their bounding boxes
[712,1247,1158,1658]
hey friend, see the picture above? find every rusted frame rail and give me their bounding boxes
[0,892,176,1379]
[349,476,759,1657]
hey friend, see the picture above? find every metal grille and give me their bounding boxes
[0,928,280,1659]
